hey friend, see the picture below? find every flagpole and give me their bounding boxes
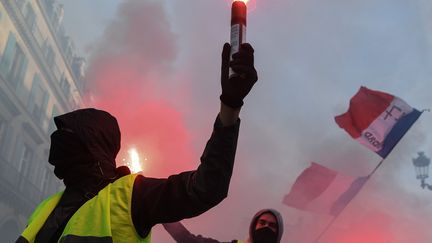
[311,216,338,243]
[368,158,386,177]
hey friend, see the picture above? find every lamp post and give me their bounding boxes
[412,152,432,190]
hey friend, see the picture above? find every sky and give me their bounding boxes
[58,0,432,242]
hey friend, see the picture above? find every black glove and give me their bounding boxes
[220,43,258,109]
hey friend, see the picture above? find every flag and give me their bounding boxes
[335,86,421,158]
[283,162,368,216]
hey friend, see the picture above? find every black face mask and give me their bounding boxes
[252,227,278,243]
[49,130,98,185]
[49,130,89,164]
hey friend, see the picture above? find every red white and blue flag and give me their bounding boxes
[283,162,368,216]
[335,86,421,158]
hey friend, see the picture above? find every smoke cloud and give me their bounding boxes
[85,0,195,177]
[58,0,432,242]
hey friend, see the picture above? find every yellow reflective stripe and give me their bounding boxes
[59,235,113,243]
[21,191,64,243]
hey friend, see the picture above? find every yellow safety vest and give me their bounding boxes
[19,174,150,243]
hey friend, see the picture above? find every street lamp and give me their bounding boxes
[412,152,432,190]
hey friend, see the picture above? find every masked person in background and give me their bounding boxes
[16,43,258,243]
[163,209,284,243]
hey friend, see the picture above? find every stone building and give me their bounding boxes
[0,0,85,241]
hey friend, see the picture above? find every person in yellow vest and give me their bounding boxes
[16,43,258,243]
[163,209,284,243]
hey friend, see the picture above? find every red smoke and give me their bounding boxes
[77,1,432,242]
[322,211,394,243]
[84,0,195,177]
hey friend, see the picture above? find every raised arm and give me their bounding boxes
[131,43,257,238]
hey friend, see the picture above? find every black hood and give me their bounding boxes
[249,209,284,243]
[49,108,121,184]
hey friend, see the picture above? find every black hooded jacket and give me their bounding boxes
[25,108,240,242]
[248,209,284,243]
[163,209,284,243]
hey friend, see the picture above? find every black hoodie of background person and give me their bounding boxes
[25,108,240,242]
[248,209,284,243]
[163,208,284,243]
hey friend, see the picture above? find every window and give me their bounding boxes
[0,123,14,160]
[0,118,6,158]
[43,42,55,67]
[9,44,27,87]
[59,75,70,97]
[15,0,26,12]
[28,74,49,126]
[24,3,36,31]
[0,33,17,75]
[0,33,28,88]
[39,167,50,192]
[50,3,64,31]
[0,118,5,138]
[48,105,58,133]
[16,143,33,176]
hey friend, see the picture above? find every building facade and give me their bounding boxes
[0,0,85,241]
